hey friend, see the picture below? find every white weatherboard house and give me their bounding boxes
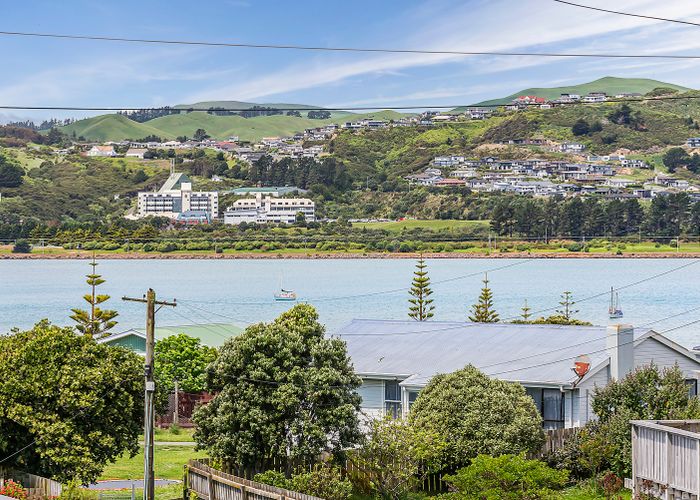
[335,320,700,429]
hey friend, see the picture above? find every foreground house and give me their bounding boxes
[335,320,700,429]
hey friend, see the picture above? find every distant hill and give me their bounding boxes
[460,76,691,109]
[57,107,407,142]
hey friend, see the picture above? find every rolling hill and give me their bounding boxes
[57,109,407,142]
[462,76,691,109]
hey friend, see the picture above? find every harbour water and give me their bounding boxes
[1,258,699,348]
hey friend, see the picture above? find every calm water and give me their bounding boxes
[1,258,699,348]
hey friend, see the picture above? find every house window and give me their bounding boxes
[526,387,565,429]
[384,380,401,418]
[686,379,698,398]
[408,390,420,410]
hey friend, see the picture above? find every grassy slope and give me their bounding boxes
[61,114,166,142]
[100,445,205,480]
[466,76,691,108]
[57,110,407,142]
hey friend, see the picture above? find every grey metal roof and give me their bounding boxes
[334,319,634,387]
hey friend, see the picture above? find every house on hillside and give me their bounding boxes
[335,320,700,429]
[125,148,147,159]
[98,323,244,354]
[87,145,117,157]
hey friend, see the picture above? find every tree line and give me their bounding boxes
[485,194,700,239]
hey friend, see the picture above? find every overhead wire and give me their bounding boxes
[552,0,700,28]
[6,93,700,112]
[3,28,700,60]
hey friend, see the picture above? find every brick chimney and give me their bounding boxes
[606,324,634,381]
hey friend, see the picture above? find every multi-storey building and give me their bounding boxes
[136,172,218,221]
[224,194,315,225]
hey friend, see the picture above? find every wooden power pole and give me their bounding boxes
[122,289,176,500]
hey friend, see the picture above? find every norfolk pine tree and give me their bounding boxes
[468,273,499,323]
[70,255,118,338]
[408,255,435,321]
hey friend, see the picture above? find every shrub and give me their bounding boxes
[443,454,568,500]
[289,464,352,500]
[254,470,290,489]
[408,365,544,468]
[11,239,31,254]
[0,480,27,500]
[566,242,584,252]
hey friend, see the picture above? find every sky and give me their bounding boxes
[4,0,700,121]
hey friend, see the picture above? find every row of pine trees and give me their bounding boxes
[408,256,586,325]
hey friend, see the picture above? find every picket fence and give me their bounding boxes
[186,459,322,500]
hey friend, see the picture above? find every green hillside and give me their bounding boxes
[60,114,166,142]
[464,76,691,109]
[57,109,408,142]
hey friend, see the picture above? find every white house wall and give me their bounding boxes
[634,337,700,377]
[357,379,384,420]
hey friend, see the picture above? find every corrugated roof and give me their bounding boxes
[102,323,244,349]
[334,319,629,386]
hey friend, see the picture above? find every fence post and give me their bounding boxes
[240,485,246,500]
[183,465,189,500]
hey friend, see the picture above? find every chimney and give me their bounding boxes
[606,324,634,381]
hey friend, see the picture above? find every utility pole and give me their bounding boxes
[122,289,176,500]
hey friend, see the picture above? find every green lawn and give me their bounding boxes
[352,219,490,232]
[100,445,206,481]
[154,427,196,442]
[559,485,631,499]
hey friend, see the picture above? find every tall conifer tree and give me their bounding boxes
[70,255,118,338]
[469,273,499,323]
[408,255,435,321]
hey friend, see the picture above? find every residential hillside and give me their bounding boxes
[465,76,691,108]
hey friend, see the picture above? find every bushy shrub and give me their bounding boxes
[156,242,178,252]
[443,454,568,500]
[408,365,544,468]
[289,464,352,500]
[255,465,352,500]
[566,242,584,252]
[11,239,31,254]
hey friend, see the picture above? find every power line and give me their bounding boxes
[552,0,700,28]
[6,93,700,112]
[3,28,700,60]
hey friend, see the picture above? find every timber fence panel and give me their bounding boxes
[0,467,62,499]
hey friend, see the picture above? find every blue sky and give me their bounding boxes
[3,0,700,120]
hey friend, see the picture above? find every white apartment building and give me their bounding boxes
[224,194,315,225]
[136,173,218,220]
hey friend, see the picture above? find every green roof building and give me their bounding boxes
[98,323,244,354]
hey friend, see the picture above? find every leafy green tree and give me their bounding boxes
[0,321,143,483]
[69,256,118,338]
[571,119,590,136]
[193,304,362,468]
[0,155,24,188]
[153,334,218,414]
[193,128,209,141]
[408,255,435,321]
[408,365,544,468]
[587,365,700,477]
[350,415,446,500]
[444,454,568,500]
[468,273,499,323]
[663,147,691,173]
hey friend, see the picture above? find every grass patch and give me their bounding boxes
[100,445,206,481]
[154,427,196,442]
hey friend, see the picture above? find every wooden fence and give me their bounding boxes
[186,459,323,500]
[631,420,700,499]
[0,467,62,499]
[536,427,578,457]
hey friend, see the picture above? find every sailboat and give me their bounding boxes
[274,274,297,301]
[608,287,623,319]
